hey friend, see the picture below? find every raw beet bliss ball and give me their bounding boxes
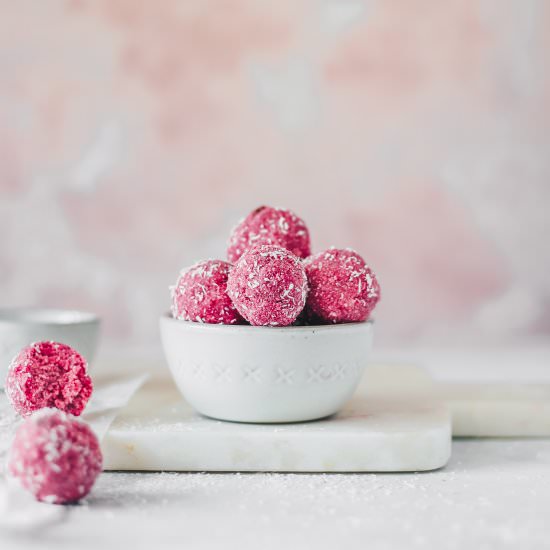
[8,409,103,504]
[227,245,308,326]
[6,341,93,417]
[171,259,244,324]
[227,206,311,263]
[304,248,380,324]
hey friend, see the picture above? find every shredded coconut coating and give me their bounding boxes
[6,341,93,417]
[227,245,309,326]
[227,206,311,263]
[171,259,244,325]
[304,248,380,324]
[8,409,102,504]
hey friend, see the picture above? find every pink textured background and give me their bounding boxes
[1,0,549,348]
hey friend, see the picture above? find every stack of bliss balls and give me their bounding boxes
[4,341,102,505]
[171,206,380,327]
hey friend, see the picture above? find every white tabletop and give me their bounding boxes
[1,347,549,550]
[1,438,549,550]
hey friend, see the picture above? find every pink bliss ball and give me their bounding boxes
[227,206,311,263]
[6,341,93,417]
[8,409,102,504]
[304,248,380,324]
[171,259,244,324]
[227,245,308,326]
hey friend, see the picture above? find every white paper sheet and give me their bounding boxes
[0,374,148,533]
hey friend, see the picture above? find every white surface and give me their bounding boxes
[160,316,373,422]
[0,349,549,549]
[0,308,100,387]
[102,366,450,472]
[0,439,549,550]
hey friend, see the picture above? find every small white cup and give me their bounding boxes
[0,308,100,388]
[160,314,373,423]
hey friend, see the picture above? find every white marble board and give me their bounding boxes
[102,365,451,472]
[441,382,550,437]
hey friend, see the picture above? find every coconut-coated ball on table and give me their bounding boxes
[8,408,103,504]
[227,245,309,326]
[304,248,380,324]
[5,341,93,417]
[227,206,311,263]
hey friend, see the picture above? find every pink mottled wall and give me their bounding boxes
[1,0,549,348]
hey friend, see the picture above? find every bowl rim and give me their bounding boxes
[160,312,374,334]
[0,307,100,326]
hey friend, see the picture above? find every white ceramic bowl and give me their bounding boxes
[0,308,100,388]
[160,314,373,423]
